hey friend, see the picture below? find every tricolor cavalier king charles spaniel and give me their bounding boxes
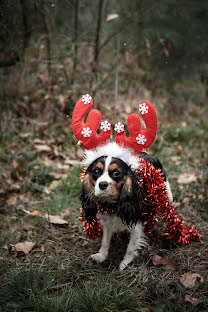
[81,146,173,271]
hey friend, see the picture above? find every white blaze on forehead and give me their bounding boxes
[94,156,113,197]
[104,156,112,172]
[82,142,140,170]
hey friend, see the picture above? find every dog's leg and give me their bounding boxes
[165,179,173,203]
[119,223,147,271]
[91,225,113,263]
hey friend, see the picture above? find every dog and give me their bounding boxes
[80,142,173,271]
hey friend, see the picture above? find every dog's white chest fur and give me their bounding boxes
[97,213,127,233]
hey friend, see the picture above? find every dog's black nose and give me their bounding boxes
[99,181,108,190]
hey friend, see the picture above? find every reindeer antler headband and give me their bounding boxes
[72,94,157,155]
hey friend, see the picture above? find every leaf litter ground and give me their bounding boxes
[0,101,208,312]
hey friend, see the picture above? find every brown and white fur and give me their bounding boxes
[81,143,173,270]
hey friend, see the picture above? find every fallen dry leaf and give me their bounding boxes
[44,180,61,194]
[170,156,181,164]
[14,241,36,254]
[23,209,43,217]
[106,13,119,21]
[177,173,197,184]
[56,162,69,171]
[180,273,204,288]
[152,254,179,271]
[9,183,21,192]
[64,159,80,166]
[7,194,19,205]
[49,172,68,179]
[44,214,68,225]
[34,144,52,153]
[34,138,46,144]
[38,157,56,167]
[23,209,68,225]
[23,223,35,231]
[52,145,59,156]
[76,148,84,159]
[185,294,199,304]
[60,209,70,219]
[19,132,32,138]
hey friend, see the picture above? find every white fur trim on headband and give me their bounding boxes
[82,142,140,170]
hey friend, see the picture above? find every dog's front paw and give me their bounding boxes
[90,253,106,263]
[119,261,128,271]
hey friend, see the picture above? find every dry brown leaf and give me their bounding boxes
[23,223,35,231]
[152,254,179,270]
[57,162,70,171]
[182,197,190,204]
[44,180,61,194]
[38,157,55,167]
[64,159,80,166]
[76,149,84,159]
[19,132,32,138]
[23,209,68,225]
[14,241,36,254]
[7,194,19,205]
[60,209,70,219]
[34,138,46,144]
[177,173,197,184]
[185,294,198,304]
[9,183,21,192]
[170,156,181,164]
[35,121,49,127]
[180,273,204,288]
[49,172,68,179]
[58,94,66,111]
[34,144,52,153]
[106,13,119,21]
[23,209,43,217]
[52,145,61,157]
[44,214,68,225]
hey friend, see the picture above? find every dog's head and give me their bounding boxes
[81,154,143,226]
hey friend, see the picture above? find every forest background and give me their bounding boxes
[0,1,208,311]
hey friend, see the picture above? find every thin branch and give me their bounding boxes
[94,0,105,68]
[71,0,80,84]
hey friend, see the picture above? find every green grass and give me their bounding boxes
[0,264,139,312]
[1,262,207,312]
[42,166,81,216]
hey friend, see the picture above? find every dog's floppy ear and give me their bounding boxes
[80,174,97,223]
[117,173,142,227]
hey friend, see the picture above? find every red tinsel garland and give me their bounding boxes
[79,160,201,245]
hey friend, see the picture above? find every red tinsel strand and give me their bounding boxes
[79,160,201,244]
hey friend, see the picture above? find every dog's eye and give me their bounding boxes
[93,168,102,177]
[111,169,121,178]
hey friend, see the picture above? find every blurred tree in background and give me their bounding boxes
[0,0,207,115]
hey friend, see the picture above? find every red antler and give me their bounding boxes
[72,94,111,150]
[115,101,157,153]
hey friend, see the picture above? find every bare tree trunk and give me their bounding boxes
[41,0,52,77]
[71,0,80,84]
[20,0,33,59]
[93,0,104,75]
[90,0,105,103]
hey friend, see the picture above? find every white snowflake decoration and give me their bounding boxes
[114,122,124,133]
[136,134,147,145]
[81,94,92,105]
[101,120,111,132]
[81,127,92,138]
[139,103,149,115]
